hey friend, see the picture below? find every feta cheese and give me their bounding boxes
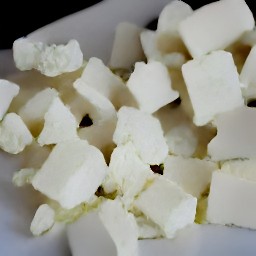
[113,106,168,165]
[38,97,78,146]
[207,171,256,229]
[99,198,139,256]
[32,139,107,209]
[127,61,179,114]
[164,155,217,198]
[109,22,144,69]
[179,0,255,58]
[13,38,83,77]
[133,176,197,238]
[208,106,256,161]
[30,204,55,236]
[182,50,244,126]
[0,79,19,120]
[12,168,37,187]
[0,113,33,154]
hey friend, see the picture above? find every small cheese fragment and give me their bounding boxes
[99,198,139,256]
[13,38,83,77]
[113,106,168,165]
[165,124,197,157]
[30,204,55,236]
[127,61,179,114]
[0,113,33,154]
[107,142,153,207]
[208,106,256,161]
[133,176,197,238]
[179,0,255,58]
[182,50,244,126]
[12,168,37,187]
[109,22,144,69]
[0,79,19,120]
[32,139,107,209]
[18,88,59,136]
[240,45,256,99]
[207,171,256,229]
[38,97,78,146]
[164,155,217,198]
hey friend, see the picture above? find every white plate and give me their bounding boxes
[1,0,256,255]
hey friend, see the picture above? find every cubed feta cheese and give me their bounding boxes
[182,50,244,126]
[12,168,37,187]
[113,106,168,165]
[133,176,197,238]
[179,0,255,58]
[32,139,107,209]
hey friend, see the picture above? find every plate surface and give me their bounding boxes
[1,0,256,255]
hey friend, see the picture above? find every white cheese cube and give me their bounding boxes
[107,142,153,207]
[133,176,197,238]
[182,50,244,126]
[99,198,139,256]
[208,106,256,160]
[38,97,78,146]
[207,171,256,229]
[109,22,144,69]
[179,0,255,58]
[30,204,55,236]
[0,113,33,154]
[240,45,256,99]
[0,79,19,120]
[113,106,168,165]
[164,155,217,198]
[12,168,37,187]
[32,139,107,209]
[13,38,83,77]
[127,61,179,114]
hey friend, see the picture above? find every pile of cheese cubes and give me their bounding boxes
[1,0,256,255]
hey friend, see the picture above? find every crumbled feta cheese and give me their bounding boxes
[113,106,168,165]
[0,79,19,120]
[13,38,83,77]
[32,139,107,209]
[179,0,254,58]
[207,171,256,229]
[208,106,256,161]
[182,50,244,126]
[164,155,217,198]
[30,204,55,236]
[127,61,179,114]
[12,168,37,187]
[99,198,139,256]
[37,97,78,146]
[0,113,33,154]
[109,22,144,69]
[133,176,197,238]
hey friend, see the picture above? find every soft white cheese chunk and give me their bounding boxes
[240,45,256,99]
[113,106,168,165]
[164,155,217,198]
[0,79,20,120]
[13,38,83,77]
[37,97,78,146]
[182,50,244,126]
[207,171,256,229]
[165,124,197,157]
[76,57,132,109]
[133,176,197,238]
[32,139,107,209]
[179,0,255,58]
[30,204,55,236]
[127,61,179,114]
[12,168,37,187]
[99,198,139,256]
[107,142,153,208]
[109,22,144,69]
[0,113,33,154]
[208,106,256,161]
